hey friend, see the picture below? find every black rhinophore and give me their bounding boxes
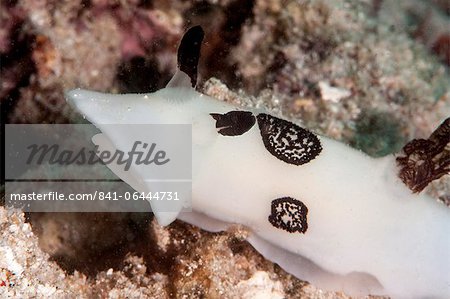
[177,25,205,87]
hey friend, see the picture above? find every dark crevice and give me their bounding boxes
[138,0,153,9]
[184,0,255,89]
[116,56,172,93]
[210,0,254,88]
[26,212,151,277]
[1,3,36,184]
[0,11,36,106]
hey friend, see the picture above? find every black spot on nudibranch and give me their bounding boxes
[210,111,256,136]
[177,25,205,87]
[268,197,308,234]
[256,113,322,165]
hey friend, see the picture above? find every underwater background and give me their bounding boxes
[1,0,449,297]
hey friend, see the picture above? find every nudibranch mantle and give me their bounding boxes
[66,26,450,298]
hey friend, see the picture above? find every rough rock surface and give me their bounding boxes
[1,206,365,298]
[1,0,448,298]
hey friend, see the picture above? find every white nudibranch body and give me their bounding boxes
[66,27,450,298]
[67,81,449,298]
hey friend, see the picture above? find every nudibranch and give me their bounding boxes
[66,26,450,298]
